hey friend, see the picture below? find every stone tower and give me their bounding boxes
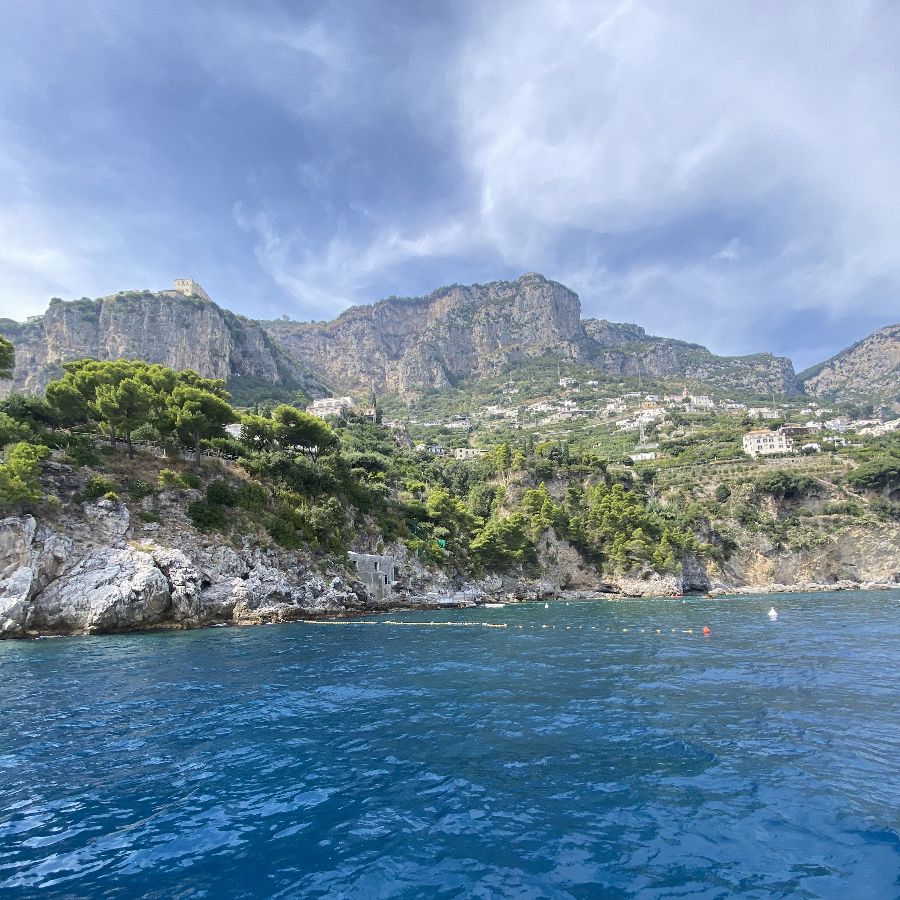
[173,279,212,302]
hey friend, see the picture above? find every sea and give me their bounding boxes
[1,590,899,899]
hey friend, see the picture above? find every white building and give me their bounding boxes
[558,377,578,388]
[688,395,716,410]
[748,407,781,420]
[742,429,794,457]
[307,396,353,418]
[630,451,657,462]
[454,447,489,460]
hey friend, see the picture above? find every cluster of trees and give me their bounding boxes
[45,360,234,459]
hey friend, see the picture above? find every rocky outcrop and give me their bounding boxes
[582,319,799,395]
[721,523,900,589]
[0,291,293,397]
[800,324,900,411]
[262,272,585,396]
[0,507,378,638]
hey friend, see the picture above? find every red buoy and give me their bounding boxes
[703,625,711,636]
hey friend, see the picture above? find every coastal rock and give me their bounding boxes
[84,498,132,544]
[27,547,171,634]
[0,517,72,636]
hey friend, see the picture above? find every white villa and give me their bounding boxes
[307,396,354,418]
[743,429,794,457]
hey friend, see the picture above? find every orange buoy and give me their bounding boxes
[703,625,711,636]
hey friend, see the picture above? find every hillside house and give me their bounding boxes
[743,429,794,457]
[307,396,354,418]
[454,447,489,460]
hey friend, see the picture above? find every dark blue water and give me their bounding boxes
[1,592,899,899]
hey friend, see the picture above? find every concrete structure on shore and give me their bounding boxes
[349,552,399,601]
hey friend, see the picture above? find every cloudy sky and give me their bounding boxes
[0,1,898,369]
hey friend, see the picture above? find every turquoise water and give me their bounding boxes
[1,591,899,899]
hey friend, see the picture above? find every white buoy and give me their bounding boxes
[768,607,778,620]
[544,603,549,609]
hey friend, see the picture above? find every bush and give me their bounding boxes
[187,499,228,532]
[63,437,100,467]
[714,484,731,503]
[158,469,185,489]
[126,479,154,501]
[206,480,236,506]
[846,456,899,492]
[754,471,816,500]
[0,442,50,511]
[158,469,202,490]
[235,480,269,512]
[85,475,117,500]
[266,514,303,548]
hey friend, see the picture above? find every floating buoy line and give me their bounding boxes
[299,618,712,634]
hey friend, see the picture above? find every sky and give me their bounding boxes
[0,1,898,370]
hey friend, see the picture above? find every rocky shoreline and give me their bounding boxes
[2,496,897,641]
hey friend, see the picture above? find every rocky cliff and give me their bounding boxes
[0,290,295,398]
[800,324,900,410]
[1,274,805,401]
[262,273,585,396]
[582,319,799,395]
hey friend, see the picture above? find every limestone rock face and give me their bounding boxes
[0,517,72,636]
[800,324,900,411]
[0,291,287,397]
[582,319,799,395]
[27,547,172,634]
[724,524,900,588]
[1,272,812,401]
[264,272,585,396]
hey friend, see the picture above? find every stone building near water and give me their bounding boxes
[348,552,399,601]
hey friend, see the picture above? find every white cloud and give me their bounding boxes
[451,0,900,334]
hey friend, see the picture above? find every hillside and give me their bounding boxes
[1,274,803,403]
[800,324,900,411]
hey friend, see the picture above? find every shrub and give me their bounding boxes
[158,469,185,489]
[234,480,269,512]
[181,472,202,490]
[714,484,731,503]
[846,456,900,492]
[206,480,236,506]
[126,479,154,501]
[85,475,117,500]
[158,469,202,490]
[187,499,228,532]
[266,514,303,548]
[0,442,50,511]
[754,471,816,500]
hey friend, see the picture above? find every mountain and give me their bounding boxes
[799,324,900,410]
[0,289,322,403]
[1,274,802,401]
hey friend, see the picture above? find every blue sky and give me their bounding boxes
[0,1,898,369]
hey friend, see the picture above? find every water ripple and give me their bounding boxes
[1,590,899,897]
